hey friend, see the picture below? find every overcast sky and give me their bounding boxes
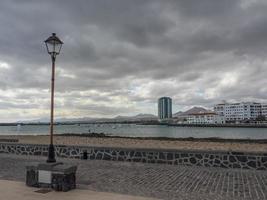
[1,0,267,122]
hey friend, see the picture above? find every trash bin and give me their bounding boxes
[26,166,38,187]
[82,150,88,160]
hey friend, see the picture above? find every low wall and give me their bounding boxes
[0,143,266,170]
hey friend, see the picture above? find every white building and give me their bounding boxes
[186,112,225,124]
[214,102,261,122]
[261,104,267,118]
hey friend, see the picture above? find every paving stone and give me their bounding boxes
[0,154,266,200]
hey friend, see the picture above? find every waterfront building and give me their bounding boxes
[214,102,261,122]
[186,112,225,124]
[261,104,267,118]
[158,97,172,119]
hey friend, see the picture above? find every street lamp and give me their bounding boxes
[44,33,63,163]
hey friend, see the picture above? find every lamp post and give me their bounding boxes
[44,33,63,163]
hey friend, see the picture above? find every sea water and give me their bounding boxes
[0,123,266,139]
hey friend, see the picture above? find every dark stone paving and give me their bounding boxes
[0,154,266,200]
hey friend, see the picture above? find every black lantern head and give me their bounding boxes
[44,33,63,56]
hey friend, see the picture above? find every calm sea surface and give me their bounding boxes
[0,123,266,139]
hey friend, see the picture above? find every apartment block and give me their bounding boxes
[214,102,261,122]
[187,112,225,124]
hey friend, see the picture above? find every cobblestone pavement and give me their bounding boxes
[0,154,266,200]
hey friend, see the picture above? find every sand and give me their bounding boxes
[0,135,266,152]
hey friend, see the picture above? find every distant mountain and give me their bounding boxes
[134,113,157,118]
[173,107,210,117]
[183,107,210,115]
[18,113,157,123]
[114,113,157,121]
[173,111,183,117]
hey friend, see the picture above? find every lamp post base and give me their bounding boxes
[47,144,56,163]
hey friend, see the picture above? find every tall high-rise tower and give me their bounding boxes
[158,97,172,119]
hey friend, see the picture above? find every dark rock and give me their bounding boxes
[195,154,202,159]
[167,153,173,160]
[223,155,228,160]
[231,152,243,155]
[261,157,267,163]
[175,154,180,159]
[102,153,111,160]
[181,153,188,158]
[189,157,197,164]
[159,152,165,160]
[233,163,241,168]
[221,164,228,168]
[129,151,135,157]
[247,161,256,168]
[135,152,142,158]
[71,151,77,156]
[236,156,247,163]
[229,156,237,163]
[104,150,110,154]
[215,159,220,164]
[96,153,103,159]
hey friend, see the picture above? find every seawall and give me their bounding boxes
[0,143,266,170]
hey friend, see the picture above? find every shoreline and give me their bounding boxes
[1,133,267,143]
[1,122,267,128]
[0,134,266,153]
[58,133,267,144]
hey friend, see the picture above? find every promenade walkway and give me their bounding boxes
[0,153,266,200]
[0,180,158,200]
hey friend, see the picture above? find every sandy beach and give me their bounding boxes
[0,135,266,152]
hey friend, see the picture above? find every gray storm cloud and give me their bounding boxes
[0,0,267,121]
